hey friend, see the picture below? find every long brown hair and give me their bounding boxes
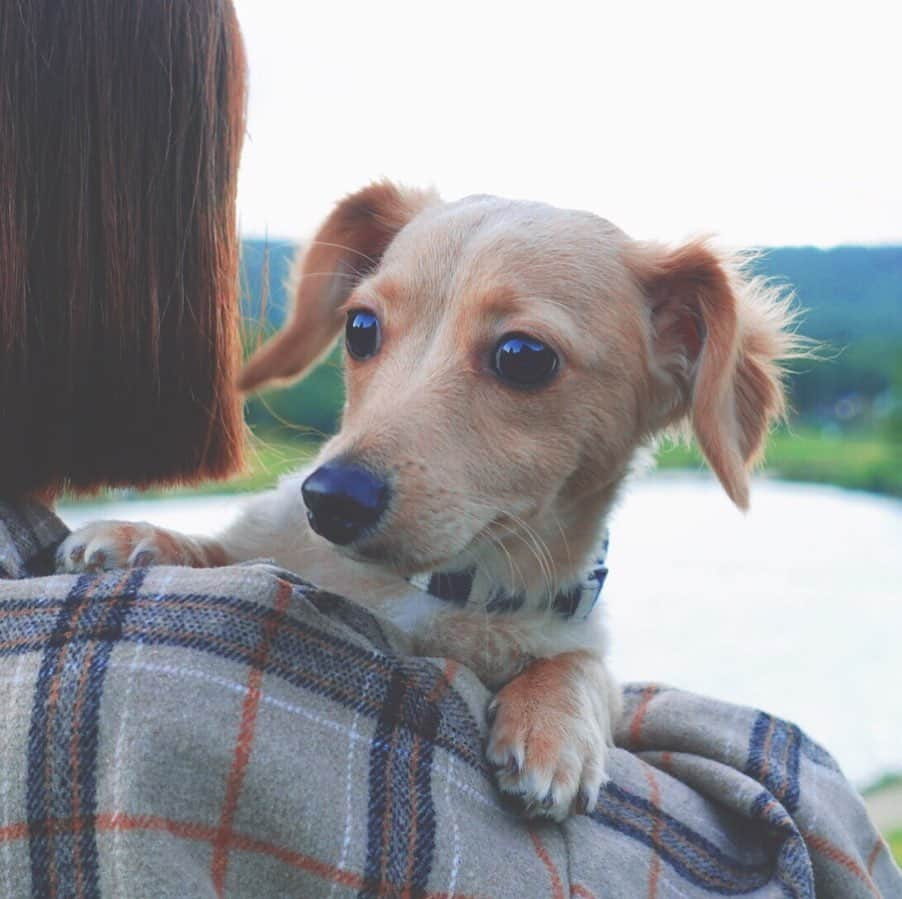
[0,0,247,500]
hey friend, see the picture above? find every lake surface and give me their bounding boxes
[61,472,902,787]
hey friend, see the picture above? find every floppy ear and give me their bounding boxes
[625,240,795,509]
[239,181,437,392]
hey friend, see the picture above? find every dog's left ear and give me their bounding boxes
[239,180,437,392]
[625,239,794,510]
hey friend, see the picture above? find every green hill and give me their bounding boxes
[761,246,902,342]
[239,239,902,434]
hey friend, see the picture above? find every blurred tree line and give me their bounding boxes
[240,240,902,444]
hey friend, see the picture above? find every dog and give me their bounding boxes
[59,181,795,819]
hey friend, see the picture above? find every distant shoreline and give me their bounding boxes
[60,426,902,505]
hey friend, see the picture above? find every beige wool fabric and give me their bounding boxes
[0,501,899,898]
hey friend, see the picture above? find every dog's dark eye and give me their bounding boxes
[492,333,559,388]
[345,309,381,360]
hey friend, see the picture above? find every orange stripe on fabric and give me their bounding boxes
[528,829,565,899]
[613,789,751,892]
[804,831,881,898]
[401,735,422,898]
[571,884,597,898]
[759,717,776,781]
[0,813,483,898]
[777,721,794,800]
[866,837,885,874]
[210,580,292,897]
[629,686,657,748]
[229,822,484,899]
[0,822,28,842]
[642,764,663,899]
[0,605,66,619]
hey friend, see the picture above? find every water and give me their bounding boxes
[61,472,902,787]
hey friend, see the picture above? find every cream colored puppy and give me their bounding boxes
[61,182,795,820]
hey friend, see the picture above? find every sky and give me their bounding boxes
[232,0,901,248]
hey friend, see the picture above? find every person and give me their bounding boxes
[0,1,898,896]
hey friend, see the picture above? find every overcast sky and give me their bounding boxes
[232,0,900,248]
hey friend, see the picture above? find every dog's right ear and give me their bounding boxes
[624,239,795,510]
[239,181,437,392]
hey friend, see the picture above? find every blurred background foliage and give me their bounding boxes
[239,239,902,497]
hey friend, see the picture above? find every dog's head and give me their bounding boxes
[242,181,794,584]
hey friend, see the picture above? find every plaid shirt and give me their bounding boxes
[0,500,899,897]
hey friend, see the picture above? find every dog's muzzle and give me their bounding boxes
[301,461,389,545]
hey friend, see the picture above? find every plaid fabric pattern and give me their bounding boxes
[0,509,899,897]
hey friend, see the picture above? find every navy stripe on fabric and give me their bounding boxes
[307,590,395,653]
[360,668,439,897]
[591,782,773,895]
[26,574,92,898]
[750,792,814,899]
[26,569,144,899]
[746,713,802,813]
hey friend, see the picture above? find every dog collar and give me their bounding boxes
[407,533,609,621]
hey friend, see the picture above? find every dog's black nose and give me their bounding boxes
[301,462,389,545]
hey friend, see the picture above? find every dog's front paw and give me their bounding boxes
[486,651,616,821]
[57,521,196,573]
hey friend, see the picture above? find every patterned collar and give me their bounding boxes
[0,499,70,580]
[407,534,609,621]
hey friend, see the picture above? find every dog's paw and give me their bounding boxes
[57,521,196,573]
[486,651,615,821]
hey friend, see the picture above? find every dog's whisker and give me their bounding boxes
[296,270,364,283]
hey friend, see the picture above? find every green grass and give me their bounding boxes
[194,432,318,495]
[864,772,902,797]
[204,425,902,500]
[889,830,902,867]
[656,425,902,497]
[64,424,901,506]
[864,775,902,866]
[61,431,318,506]
[887,828,901,862]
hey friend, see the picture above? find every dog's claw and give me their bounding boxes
[131,550,154,568]
[57,520,191,574]
[68,544,86,564]
[486,653,615,821]
[84,549,107,572]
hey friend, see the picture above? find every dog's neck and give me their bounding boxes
[410,480,620,617]
[409,533,608,619]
